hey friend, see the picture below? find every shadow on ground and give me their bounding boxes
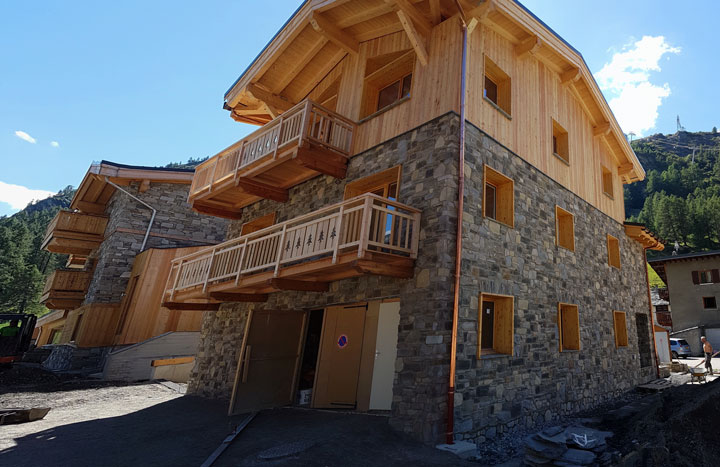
[1,398,472,467]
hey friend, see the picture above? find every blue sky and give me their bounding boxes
[1,1,717,216]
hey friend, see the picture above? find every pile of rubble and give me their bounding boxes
[524,425,618,466]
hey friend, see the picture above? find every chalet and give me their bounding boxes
[650,250,720,356]
[164,0,664,444]
[35,161,227,377]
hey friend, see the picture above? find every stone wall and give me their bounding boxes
[452,123,657,443]
[189,113,461,443]
[85,181,227,304]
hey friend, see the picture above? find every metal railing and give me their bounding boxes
[165,193,421,299]
[189,99,355,198]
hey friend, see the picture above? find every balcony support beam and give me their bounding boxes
[268,278,329,292]
[353,259,415,278]
[236,178,289,203]
[162,302,222,311]
[246,84,295,112]
[295,146,348,179]
[208,292,269,303]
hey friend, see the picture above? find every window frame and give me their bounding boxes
[698,270,714,285]
[703,296,718,310]
[607,234,621,269]
[477,292,515,358]
[558,303,580,352]
[613,311,629,348]
[482,164,514,228]
[552,119,570,165]
[360,50,416,120]
[601,165,614,199]
[344,166,402,201]
[555,206,575,252]
[483,55,511,118]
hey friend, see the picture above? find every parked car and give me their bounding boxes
[670,338,692,359]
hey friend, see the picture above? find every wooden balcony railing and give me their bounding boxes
[188,99,356,218]
[40,269,94,309]
[42,210,108,256]
[165,193,420,301]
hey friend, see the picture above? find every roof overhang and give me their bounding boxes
[624,222,665,251]
[70,161,194,214]
[221,0,644,183]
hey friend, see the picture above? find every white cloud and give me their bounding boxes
[14,130,36,144]
[50,141,60,147]
[596,36,680,136]
[0,181,55,211]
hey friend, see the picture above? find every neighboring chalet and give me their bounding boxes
[650,251,720,356]
[164,0,664,444]
[35,161,227,378]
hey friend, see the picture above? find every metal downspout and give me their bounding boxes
[447,13,468,445]
[104,177,157,251]
[643,245,661,378]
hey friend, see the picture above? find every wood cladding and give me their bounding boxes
[61,303,121,348]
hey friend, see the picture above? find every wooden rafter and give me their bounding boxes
[336,3,395,29]
[560,67,581,85]
[618,163,635,176]
[396,9,429,65]
[294,48,347,101]
[515,35,541,57]
[468,0,495,20]
[387,0,433,37]
[273,37,328,94]
[309,11,359,55]
[592,121,611,137]
[246,84,295,112]
[429,0,442,24]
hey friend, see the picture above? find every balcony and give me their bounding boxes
[40,269,94,310]
[189,99,356,219]
[164,193,420,304]
[42,210,108,256]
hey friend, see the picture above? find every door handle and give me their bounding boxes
[242,345,251,383]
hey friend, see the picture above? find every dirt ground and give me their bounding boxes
[0,366,474,467]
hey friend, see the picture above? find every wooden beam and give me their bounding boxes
[309,11,359,55]
[208,292,269,302]
[336,4,395,29]
[192,203,244,220]
[429,0,442,24]
[274,37,328,93]
[74,200,106,214]
[295,146,348,179]
[236,178,289,203]
[262,103,279,119]
[162,302,221,311]
[593,121,612,137]
[151,356,194,367]
[353,260,414,278]
[467,17,479,35]
[560,67,581,85]
[268,278,329,292]
[515,35,541,58]
[387,0,433,37]
[246,83,295,112]
[469,0,495,20]
[618,163,635,176]
[396,10,429,66]
[231,107,266,117]
[138,179,151,193]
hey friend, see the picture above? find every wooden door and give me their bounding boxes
[229,309,307,415]
[312,304,367,409]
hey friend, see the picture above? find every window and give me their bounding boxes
[361,50,415,118]
[344,166,401,200]
[607,235,621,269]
[703,296,717,309]
[558,303,580,351]
[240,212,276,236]
[484,55,511,117]
[601,165,614,198]
[693,270,718,285]
[613,311,628,348]
[483,165,514,228]
[477,293,514,357]
[552,119,569,164]
[70,312,84,342]
[656,304,669,312]
[555,206,575,251]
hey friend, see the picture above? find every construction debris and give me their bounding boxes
[523,425,617,466]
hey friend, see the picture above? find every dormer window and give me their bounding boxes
[377,73,412,112]
[361,50,415,119]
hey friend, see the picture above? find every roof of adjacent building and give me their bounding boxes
[648,250,720,265]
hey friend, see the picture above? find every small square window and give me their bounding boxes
[555,206,575,251]
[552,119,569,164]
[483,165,514,228]
[484,56,511,116]
[478,293,514,357]
[601,166,614,198]
[703,296,717,309]
[613,311,628,347]
[558,303,580,351]
[607,235,621,269]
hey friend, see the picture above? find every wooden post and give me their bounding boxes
[208,159,218,194]
[332,204,345,264]
[169,260,183,300]
[202,248,217,293]
[235,140,248,179]
[235,238,249,286]
[357,196,373,259]
[298,100,312,149]
[273,225,287,277]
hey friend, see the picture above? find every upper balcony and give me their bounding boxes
[189,99,356,219]
[164,193,420,305]
[40,269,93,310]
[42,210,108,256]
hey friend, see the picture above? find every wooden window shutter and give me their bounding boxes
[712,269,720,283]
[692,271,700,284]
[493,298,514,355]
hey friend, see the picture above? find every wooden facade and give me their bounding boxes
[40,269,94,310]
[42,210,108,256]
[60,303,122,348]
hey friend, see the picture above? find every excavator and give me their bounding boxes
[0,313,37,365]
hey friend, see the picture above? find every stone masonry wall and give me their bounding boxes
[189,113,461,443]
[453,123,657,443]
[85,181,227,304]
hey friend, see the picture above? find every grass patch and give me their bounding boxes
[648,263,666,288]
